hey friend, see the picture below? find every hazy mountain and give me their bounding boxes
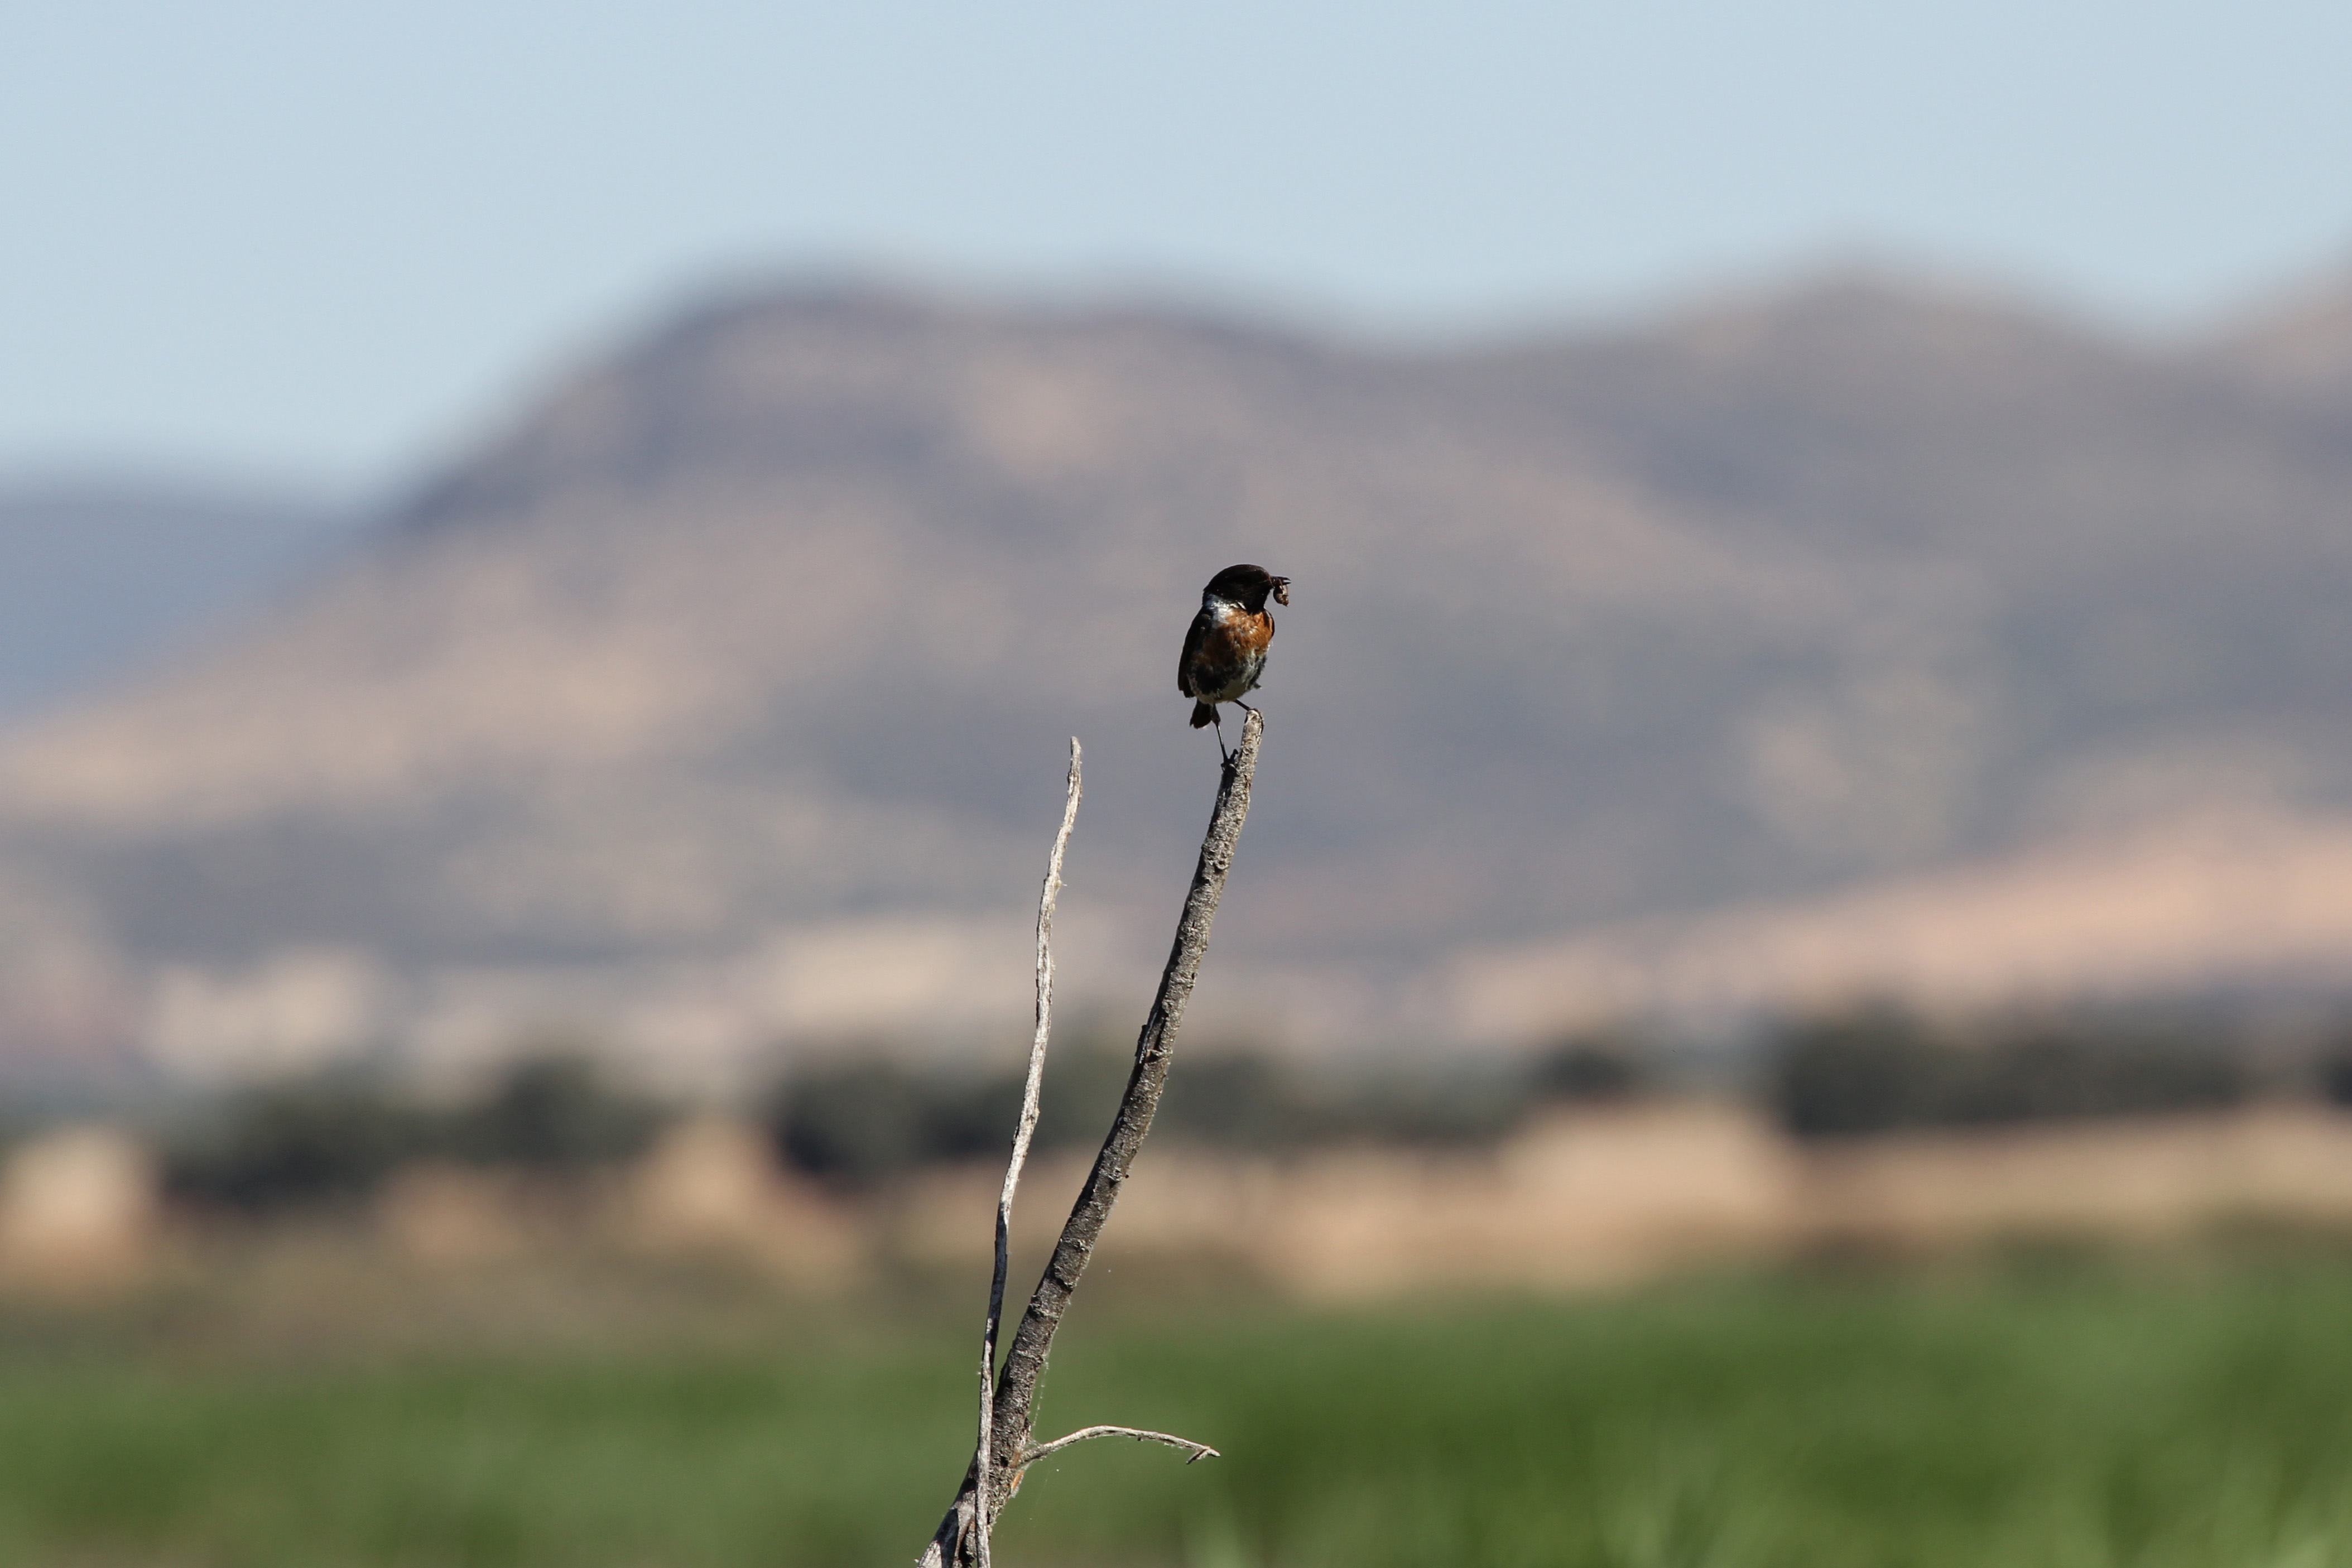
[2211,258,2352,396]
[0,475,353,726]
[4,273,2351,1086]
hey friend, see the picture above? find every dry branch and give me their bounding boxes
[975,737,1083,1568]
[1022,1426,1222,1466]
[921,711,1263,1567]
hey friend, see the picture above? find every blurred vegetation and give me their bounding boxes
[163,1055,665,1213]
[764,1038,1531,1190]
[9,1254,2352,1565]
[1771,1008,2251,1138]
[447,1056,667,1170]
[153,1029,1630,1210]
[162,1078,440,1212]
[765,1004,2315,1184]
[139,1002,2340,1208]
[1527,1031,1651,1103]
[2320,1035,2352,1108]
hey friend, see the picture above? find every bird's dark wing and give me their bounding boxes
[1177,605,1213,696]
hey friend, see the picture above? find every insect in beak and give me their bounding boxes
[1271,578,1291,607]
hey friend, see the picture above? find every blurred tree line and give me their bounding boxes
[153,1034,1639,1211]
[1766,1008,2283,1138]
[766,1030,1652,1191]
[140,1007,2352,1210]
[165,1055,665,1213]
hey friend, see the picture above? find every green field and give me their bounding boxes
[5,1250,2352,1567]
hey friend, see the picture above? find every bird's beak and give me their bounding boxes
[1271,577,1291,606]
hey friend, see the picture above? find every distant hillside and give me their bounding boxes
[0,475,349,727]
[3,272,2351,1087]
[2212,258,2352,395]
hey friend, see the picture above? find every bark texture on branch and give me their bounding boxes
[922,711,1262,1567]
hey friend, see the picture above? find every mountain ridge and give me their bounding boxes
[4,268,2351,1085]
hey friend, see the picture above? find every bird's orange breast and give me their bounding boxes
[1203,610,1272,662]
[1181,605,1274,704]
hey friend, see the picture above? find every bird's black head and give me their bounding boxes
[1204,563,1291,612]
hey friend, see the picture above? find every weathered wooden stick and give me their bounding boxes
[922,711,1262,1567]
[974,737,1082,1568]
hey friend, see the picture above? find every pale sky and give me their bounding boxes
[5,0,2350,485]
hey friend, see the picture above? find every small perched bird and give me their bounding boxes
[1178,563,1290,761]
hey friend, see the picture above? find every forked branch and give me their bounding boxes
[921,711,1263,1568]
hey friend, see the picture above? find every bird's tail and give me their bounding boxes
[1190,701,1216,729]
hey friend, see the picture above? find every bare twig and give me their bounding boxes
[922,710,1264,1568]
[975,737,1083,1568]
[1021,1426,1222,1466]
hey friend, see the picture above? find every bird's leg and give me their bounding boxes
[1210,708,1231,763]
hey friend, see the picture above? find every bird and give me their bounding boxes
[1178,563,1290,762]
